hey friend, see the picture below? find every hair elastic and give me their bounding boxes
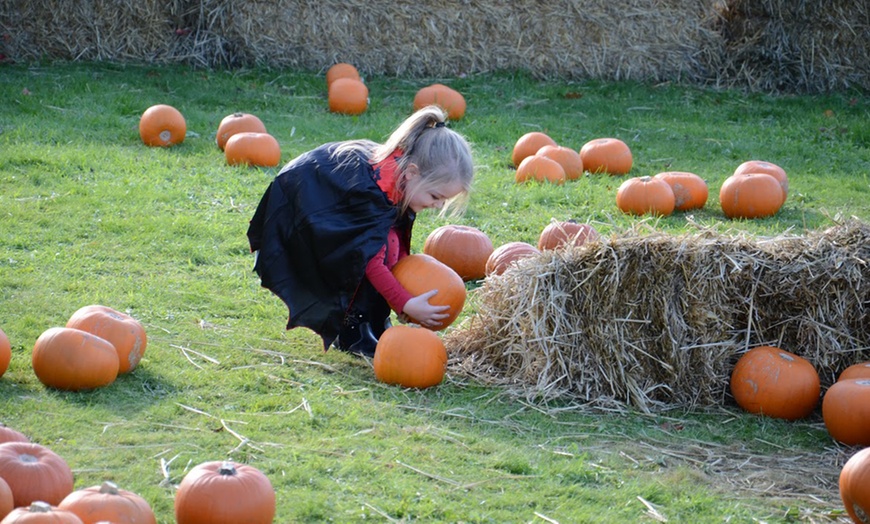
[434,121,447,128]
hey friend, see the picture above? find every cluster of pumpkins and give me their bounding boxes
[510,130,790,221]
[0,422,276,523]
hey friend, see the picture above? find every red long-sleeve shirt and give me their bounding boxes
[365,228,413,313]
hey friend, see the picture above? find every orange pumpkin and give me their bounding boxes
[840,362,870,382]
[32,327,119,391]
[719,173,783,219]
[1,502,83,524]
[511,132,557,167]
[579,138,632,175]
[413,84,466,120]
[515,155,566,185]
[537,220,599,251]
[729,346,820,420]
[0,476,12,522]
[215,113,267,151]
[66,305,146,375]
[328,78,368,115]
[174,461,275,524]
[138,104,186,147]
[325,63,360,88]
[224,132,281,167]
[485,242,540,277]
[616,176,675,217]
[733,160,788,204]
[0,442,74,507]
[423,225,493,281]
[536,145,584,180]
[0,424,29,445]
[58,481,156,524]
[0,328,9,379]
[391,254,466,330]
[822,379,870,446]
[373,325,447,389]
[652,171,708,211]
[840,447,870,524]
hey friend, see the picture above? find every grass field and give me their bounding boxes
[0,61,868,523]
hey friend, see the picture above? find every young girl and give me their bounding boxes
[247,106,474,357]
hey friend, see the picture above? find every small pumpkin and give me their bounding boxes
[32,327,119,391]
[729,346,820,421]
[391,254,466,330]
[423,225,493,281]
[511,132,557,167]
[224,132,281,167]
[719,173,783,219]
[579,138,632,175]
[535,145,584,180]
[325,63,360,88]
[66,305,146,375]
[0,476,12,521]
[328,78,369,115]
[537,220,599,251]
[174,461,275,524]
[0,442,75,507]
[839,362,870,382]
[652,171,708,211]
[733,160,788,204]
[485,242,540,277]
[615,176,675,217]
[515,155,566,185]
[413,84,466,120]
[0,328,9,379]
[1,502,83,524]
[822,379,870,446]
[58,481,156,524]
[373,325,447,389]
[215,113,267,151]
[0,424,29,445]
[840,447,870,524]
[138,104,185,147]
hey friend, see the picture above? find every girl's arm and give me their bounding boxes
[365,246,450,328]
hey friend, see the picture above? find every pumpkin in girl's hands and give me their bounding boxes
[391,254,466,330]
[616,176,675,217]
[485,242,540,277]
[423,225,493,281]
[413,84,466,120]
[328,78,369,115]
[579,138,632,175]
[840,447,870,524]
[511,132,557,167]
[0,442,74,507]
[652,171,708,211]
[1,502,83,524]
[32,328,119,391]
[224,132,281,167]
[373,325,447,389]
[215,113,267,151]
[174,461,275,524]
[66,305,146,374]
[0,328,9,379]
[59,481,156,524]
[822,379,870,446]
[719,173,783,219]
[730,346,820,420]
[537,220,599,251]
[138,104,186,147]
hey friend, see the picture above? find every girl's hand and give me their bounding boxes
[401,289,450,328]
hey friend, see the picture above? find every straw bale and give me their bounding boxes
[445,220,870,412]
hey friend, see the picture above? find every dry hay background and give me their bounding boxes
[0,0,867,93]
[445,219,870,413]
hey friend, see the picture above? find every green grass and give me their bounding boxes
[0,62,868,523]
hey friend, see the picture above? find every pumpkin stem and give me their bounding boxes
[99,481,120,495]
[219,461,238,476]
[777,352,795,362]
[18,453,38,464]
[29,501,52,513]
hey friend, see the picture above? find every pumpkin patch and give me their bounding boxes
[373,325,447,389]
[616,176,675,217]
[413,84,466,120]
[215,112,267,151]
[485,242,540,277]
[138,104,186,147]
[66,305,147,374]
[822,378,870,446]
[0,442,75,507]
[59,481,156,524]
[224,132,281,167]
[719,172,783,219]
[511,132,557,167]
[423,225,493,281]
[32,327,119,391]
[537,220,599,251]
[729,346,820,420]
[174,461,275,524]
[579,137,632,175]
[328,77,369,115]
[840,447,870,524]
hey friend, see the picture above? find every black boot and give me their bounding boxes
[334,315,378,358]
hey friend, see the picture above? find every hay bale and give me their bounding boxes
[445,220,870,412]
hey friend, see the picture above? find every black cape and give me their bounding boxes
[246,143,412,349]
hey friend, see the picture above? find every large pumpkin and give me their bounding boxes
[423,225,493,281]
[1,502,83,524]
[391,254,466,330]
[325,63,360,88]
[536,145,584,180]
[0,476,12,522]
[0,424,28,445]
[719,173,783,219]
[32,328,119,391]
[373,325,447,389]
[66,305,146,375]
[515,155,566,185]
[174,461,275,524]
[328,78,368,115]
[840,447,870,524]
[652,171,708,211]
[413,84,466,120]
[0,328,9,379]
[838,362,870,382]
[224,132,281,167]
[733,160,788,204]
[822,379,870,446]
[485,242,540,277]
[138,104,185,147]
[58,481,156,524]
[0,442,74,507]
[615,176,675,217]
[537,220,599,251]
[579,138,632,175]
[215,113,267,151]
[511,132,557,167]
[729,346,820,420]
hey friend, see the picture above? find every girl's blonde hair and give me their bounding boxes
[333,105,474,215]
